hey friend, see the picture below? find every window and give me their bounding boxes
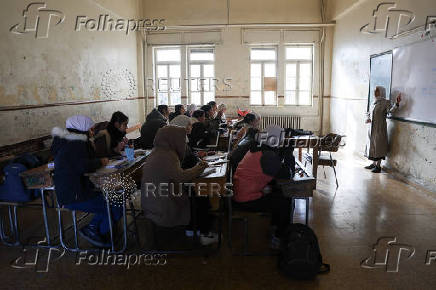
[154,47,181,105]
[188,47,215,105]
[250,47,277,105]
[285,45,313,106]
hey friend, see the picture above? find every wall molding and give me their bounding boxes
[0,97,146,112]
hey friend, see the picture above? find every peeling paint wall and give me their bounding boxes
[329,0,436,192]
[0,0,144,146]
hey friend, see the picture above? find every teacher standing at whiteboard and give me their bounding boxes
[365,86,401,173]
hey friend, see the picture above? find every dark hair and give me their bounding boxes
[207,101,217,107]
[175,104,184,114]
[110,111,128,125]
[192,109,205,119]
[243,113,256,124]
[200,105,212,118]
[157,105,168,115]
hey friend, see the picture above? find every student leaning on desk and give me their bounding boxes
[51,115,122,248]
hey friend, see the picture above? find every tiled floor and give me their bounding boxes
[1,152,436,289]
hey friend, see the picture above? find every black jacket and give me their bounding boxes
[51,127,102,206]
[189,122,209,148]
[140,109,168,149]
[249,143,295,179]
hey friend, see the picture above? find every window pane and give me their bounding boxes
[190,49,214,61]
[191,92,201,105]
[157,65,167,78]
[170,78,181,91]
[199,78,210,92]
[286,77,297,90]
[285,91,297,105]
[250,91,262,105]
[204,92,215,104]
[190,79,199,91]
[190,65,200,78]
[157,92,167,105]
[286,63,297,78]
[300,63,312,78]
[203,64,214,78]
[169,65,180,78]
[299,77,312,90]
[299,91,312,105]
[251,48,276,60]
[286,47,312,60]
[264,91,276,105]
[251,77,262,90]
[170,92,181,105]
[251,63,261,77]
[157,78,168,91]
[156,48,180,62]
[264,63,276,77]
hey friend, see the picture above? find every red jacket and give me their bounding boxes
[233,151,274,202]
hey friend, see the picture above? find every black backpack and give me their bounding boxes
[278,223,330,280]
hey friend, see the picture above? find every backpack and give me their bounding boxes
[278,223,330,280]
[0,154,41,202]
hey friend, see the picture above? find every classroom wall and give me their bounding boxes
[329,0,436,192]
[0,0,145,146]
[143,0,332,135]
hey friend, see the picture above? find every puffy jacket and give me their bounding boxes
[51,127,102,206]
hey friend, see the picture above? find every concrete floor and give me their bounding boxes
[1,152,436,290]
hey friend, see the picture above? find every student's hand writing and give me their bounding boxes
[100,158,109,166]
[198,161,209,169]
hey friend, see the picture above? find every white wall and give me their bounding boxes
[329,0,436,192]
[0,0,145,146]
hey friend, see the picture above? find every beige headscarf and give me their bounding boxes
[153,126,187,161]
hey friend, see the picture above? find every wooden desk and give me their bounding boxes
[277,160,316,198]
[193,153,228,211]
[20,164,53,189]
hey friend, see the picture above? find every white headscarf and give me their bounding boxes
[256,125,284,148]
[187,104,197,116]
[169,115,193,128]
[65,115,95,132]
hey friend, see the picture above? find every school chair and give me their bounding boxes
[304,133,344,188]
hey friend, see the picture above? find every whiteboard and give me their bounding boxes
[391,39,436,125]
[368,52,393,111]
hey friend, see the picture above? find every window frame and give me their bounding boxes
[284,44,314,106]
[153,46,182,106]
[187,46,215,106]
[249,46,278,106]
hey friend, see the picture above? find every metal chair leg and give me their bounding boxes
[40,189,52,246]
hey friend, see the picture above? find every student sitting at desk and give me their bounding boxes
[168,104,186,122]
[94,111,129,157]
[140,105,169,149]
[51,115,122,248]
[201,104,220,138]
[228,124,259,172]
[170,115,217,243]
[141,126,219,245]
[233,125,293,249]
[232,112,260,147]
[190,109,209,148]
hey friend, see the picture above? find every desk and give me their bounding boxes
[20,164,53,189]
[287,135,320,184]
[193,153,228,211]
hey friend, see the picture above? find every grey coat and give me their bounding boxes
[367,98,398,160]
[141,126,204,227]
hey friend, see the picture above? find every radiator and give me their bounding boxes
[260,115,301,130]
